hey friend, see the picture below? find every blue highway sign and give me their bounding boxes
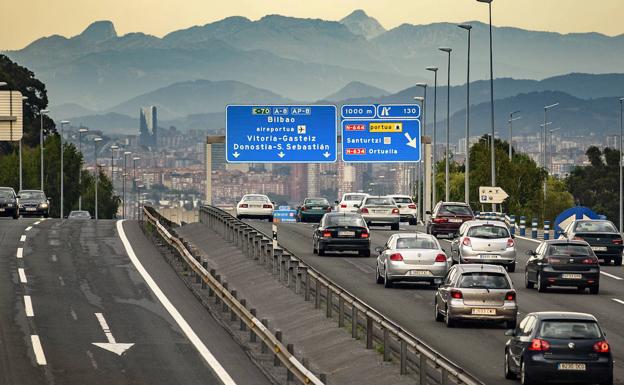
[341,104,421,163]
[341,104,376,119]
[226,105,337,163]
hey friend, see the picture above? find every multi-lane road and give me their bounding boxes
[0,218,270,385]
[245,219,624,385]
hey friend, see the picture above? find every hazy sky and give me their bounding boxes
[2,0,622,50]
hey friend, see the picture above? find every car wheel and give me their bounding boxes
[589,284,600,295]
[536,273,547,293]
[409,218,417,226]
[614,256,623,266]
[524,271,534,289]
[359,249,371,258]
[444,305,456,328]
[520,361,534,385]
[391,223,399,231]
[13,213,19,219]
[376,265,384,284]
[434,299,444,322]
[504,350,517,379]
[506,263,516,273]
[236,215,242,220]
[383,269,393,288]
[313,240,318,254]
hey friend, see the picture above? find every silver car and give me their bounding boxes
[375,233,449,288]
[357,196,400,230]
[450,220,517,272]
[434,264,518,328]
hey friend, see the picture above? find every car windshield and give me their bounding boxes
[0,191,13,199]
[458,272,510,289]
[395,237,437,250]
[344,194,366,201]
[19,191,45,199]
[243,195,269,202]
[574,221,617,233]
[467,225,509,239]
[325,215,366,227]
[365,198,394,206]
[305,198,329,206]
[392,197,412,204]
[538,320,602,339]
[548,244,591,256]
[439,205,472,215]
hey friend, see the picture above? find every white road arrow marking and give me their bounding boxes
[92,313,134,356]
[232,151,240,159]
[323,151,331,158]
[404,133,418,148]
[278,151,285,158]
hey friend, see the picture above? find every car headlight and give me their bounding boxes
[39,203,48,208]
[7,203,13,207]
[18,204,24,208]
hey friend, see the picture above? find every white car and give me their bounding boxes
[235,194,274,221]
[390,195,418,225]
[336,193,369,213]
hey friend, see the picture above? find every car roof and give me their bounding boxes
[453,264,508,273]
[464,220,508,227]
[304,197,327,200]
[531,312,597,322]
[394,232,435,239]
[390,194,411,198]
[542,239,589,245]
[18,190,44,193]
[440,201,470,206]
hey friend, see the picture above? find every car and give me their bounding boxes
[434,264,518,328]
[356,196,400,230]
[17,190,49,217]
[68,210,91,219]
[504,312,613,385]
[389,195,418,225]
[312,212,370,257]
[235,194,274,221]
[525,240,600,294]
[375,233,449,288]
[426,201,474,238]
[450,220,517,272]
[296,197,332,222]
[559,219,623,266]
[0,187,19,219]
[335,193,369,213]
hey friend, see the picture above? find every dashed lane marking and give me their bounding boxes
[601,271,624,281]
[612,298,624,305]
[30,335,47,365]
[24,296,34,317]
[25,226,32,232]
[18,268,27,283]
[16,248,23,259]
[20,235,26,242]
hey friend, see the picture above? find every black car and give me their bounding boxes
[504,312,612,385]
[0,187,19,219]
[312,212,370,257]
[560,219,623,266]
[18,190,50,218]
[525,240,600,294]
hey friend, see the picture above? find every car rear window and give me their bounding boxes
[574,221,617,233]
[548,244,591,256]
[243,195,269,202]
[392,197,412,204]
[538,320,601,339]
[305,198,329,205]
[365,198,395,206]
[458,272,510,289]
[344,194,366,201]
[439,205,472,215]
[467,225,509,239]
[326,215,366,227]
[396,237,437,250]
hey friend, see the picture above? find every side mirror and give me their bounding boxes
[334,200,339,204]
[525,250,535,256]
[47,197,52,201]
[511,234,515,239]
[375,246,384,253]
[272,201,276,206]
[504,329,516,337]
[426,210,432,215]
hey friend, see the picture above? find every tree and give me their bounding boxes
[80,170,120,219]
[544,177,575,222]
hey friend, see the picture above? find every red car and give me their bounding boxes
[426,202,474,238]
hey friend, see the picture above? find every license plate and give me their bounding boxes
[558,363,586,371]
[449,218,462,223]
[312,207,322,210]
[408,270,432,276]
[338,231,355,237]
[250,204,261,208]
[373,209,387,214]
[471,308,496,315]
[591,246,607,252]
[480,255,500,259]
[562,273,582,279]
[26,208,36,211]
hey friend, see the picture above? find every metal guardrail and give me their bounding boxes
[199,205,486,385]
[142,206,324,385]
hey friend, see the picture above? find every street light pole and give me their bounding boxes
[78,128,88,210]
[543,103,559,171]
[548,127,561,175]
[123,151,131,219]
[40,109,49,190]
[619,98,624,233]
[59,120,70,218]
[93,137,102,220]
[19,96,28,191]
[508,111,521,160]
[426,67,439,209]
[439,47,452,202]
[414,94,425,222]
[133,157,141,220]
[458,24,472,204]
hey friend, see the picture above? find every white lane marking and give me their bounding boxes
[601,271,624,281]
[20,235,26,242]
[16,247,23,259]
[51,254,57,262]
[86,350,98,369]
[30,335,47,365]
[343,258,375,273]
[70,308,78,321]
[612,298,624,305]
[116,220,237,384]
[18,268,27,283]
[34,221,41,225]
[25,226,32,232]
[24,296,34,317]
[58,276,65,286]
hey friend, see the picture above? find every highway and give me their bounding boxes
[0,218,271,385]
[244,219,624,385]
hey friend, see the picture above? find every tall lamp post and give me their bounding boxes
[19,96,29,191]
[414,95,425,222]
[78,128,88,210]
[123,151,132,219]
[40,109,49,190]
[620,97,624,234]
[110,145,118,194]
[136,183,144,221]
[543,103,559,170]
[59,120,70,218]
[426,66,439,208]
[458,24,472,204]
[439,47,452,201]
[133,157,141,220]
[93,137,102,220]
[508,111,521,160]
[477,0,497,211]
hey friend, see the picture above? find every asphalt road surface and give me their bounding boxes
[245,219,624,385]
[0,217,271,385]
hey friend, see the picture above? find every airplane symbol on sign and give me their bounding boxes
[297,125,307,134]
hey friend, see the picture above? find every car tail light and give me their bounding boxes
[239,203,248,208]
[360,230,369,238]
[361,208,369,213]
[593,340,610,353]
[322,231,332,238]
[450,290,463,299]
[613,239,623,245]
[340,204,347,208]
[505,291,516,301]
[507,238,514,248]
[263,204,272,209]
[408,204,417,209]
[528,339,551,351]
[573,236,584,241]
[392,208,399,214]
[462,237,472,247]
[389,253,403,261]
[435,254,446,263]
[433,217,448,223]
[582,258,599,265]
